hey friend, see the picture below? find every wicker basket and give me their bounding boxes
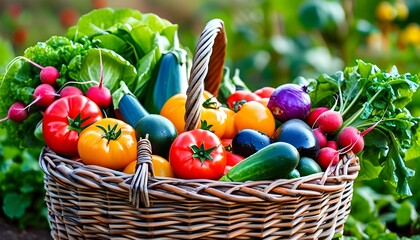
[39,19,360,240]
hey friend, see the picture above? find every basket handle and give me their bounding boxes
[130,19,226,208]
[129,137,154,208]
[184,19,226,131]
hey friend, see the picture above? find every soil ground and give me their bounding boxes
[0,217,51,240]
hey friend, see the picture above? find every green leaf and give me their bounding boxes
[78,48,137,93]
[2,192,31,219]
[310,60,419,196]
[396,200,418,227]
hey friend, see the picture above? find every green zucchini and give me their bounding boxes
[219,142,300,182]
[144,51,188,114]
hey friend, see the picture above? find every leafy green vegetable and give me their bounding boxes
[77,48,137,93]
[67,8,185,100]
[306,60,420,197]
[0,36,96,147]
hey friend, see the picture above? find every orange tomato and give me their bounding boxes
[123,155,175,178]
[234,101,276,137]
[78,118,137,170]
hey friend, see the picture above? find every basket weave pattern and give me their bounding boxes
[41,147,358,239]
[39,19,360,240]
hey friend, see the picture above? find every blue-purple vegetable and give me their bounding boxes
[267,83,311,122]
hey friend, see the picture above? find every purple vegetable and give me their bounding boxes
[267,83,311,122]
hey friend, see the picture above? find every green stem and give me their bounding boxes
[96,124,122,144]
[341,89,384,129]
[341,85,366,117]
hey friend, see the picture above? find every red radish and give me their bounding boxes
[59,86,83,98]
[40,66,60,86]
[33,84,56,108]
[86,49,112,108]
[5,56,60,85]
[317,147,340,170]
[326,140,338,150]
[336,126,365,154]
[0,102,29,123]
[313,128,327,148]
[306,106,329,128]
[337,120,380,154]
[316,110,343,133]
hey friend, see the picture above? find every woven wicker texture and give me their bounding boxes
[39,18,360,240]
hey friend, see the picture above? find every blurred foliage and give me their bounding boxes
[0,0,420,238]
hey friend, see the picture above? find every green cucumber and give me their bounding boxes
[220,142,300,182]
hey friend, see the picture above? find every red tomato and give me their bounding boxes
[227,90,261,111]
[254,86,275,98]
[43,95,103,157]
[169,129,226,180]
[221,139,245,173]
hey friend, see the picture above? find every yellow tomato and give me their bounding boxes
[234,101,276,137]
[123,155,175,178]
[160,91,227,138]
[78,118,137,170]
[221,107,236,139]
[198,97,227,138]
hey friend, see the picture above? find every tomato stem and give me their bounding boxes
[232,99,246,112]
[67,113,91,133]
[96,124,122,144]
[191,143,216,164]
[199,120,215,132]
[202,97,219,109]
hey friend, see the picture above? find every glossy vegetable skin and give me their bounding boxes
[43,95,103,156]
[221,139,245,173]
[160,92,226,137]
[169,129,226,180]
[234,101,276,137]
[78,118,137,170]
[273,119,320,159]
[227,90,261,110]
[232,129,272,158]
[267,83,311,122]
[118,93,149,128]
[123,155,175,178]
[220,142,300,182]
[144,52,188,114]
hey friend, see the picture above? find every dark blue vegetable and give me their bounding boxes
[232,129,272,158]
[144,51,188,114]
[118,93,149,128]
[273,119,320,159]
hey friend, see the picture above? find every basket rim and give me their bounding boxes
[39,146,360,204]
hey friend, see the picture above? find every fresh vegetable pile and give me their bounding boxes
[0,8,419,198]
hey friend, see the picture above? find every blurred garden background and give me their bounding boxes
[1,0,420,239]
